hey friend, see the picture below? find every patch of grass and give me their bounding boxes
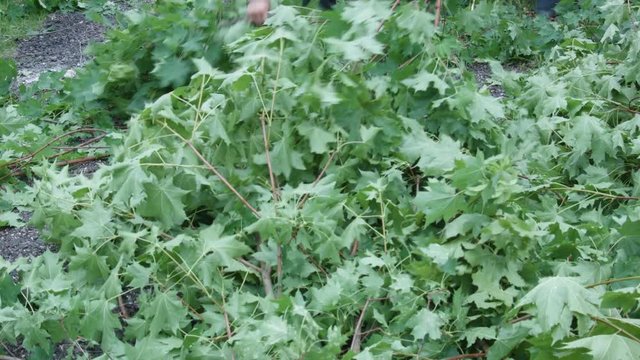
[0,2,47,58]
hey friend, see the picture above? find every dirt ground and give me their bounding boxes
[13,11,106,85]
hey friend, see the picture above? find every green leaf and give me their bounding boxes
[400,129,468,176]
[463,326,497,344]
[70,202,114,240]
[414,180,466,225]
[407,309,443,340]
[401,71,449,95]
[81,299,122,347]
[0,59,17,96]
[110,163,153,207]
[297,123,336,154]
[516,277,601,340]
[443,214,490,239]
[137,177,188,228]
[487,325,530,360]
[199,224,251,268]
[152,56,192,88]
[564,335,640,360]
[144,291,189,336]
[0,211,21,227]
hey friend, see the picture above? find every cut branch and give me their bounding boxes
[350,297,388,353]
[260,113,280,202]
[162,121,261,217]
[297,149,337,209]
[183,139,261,218]
[377,0,402,32]
[586,275,640,288]
[276,244,283,297]
[261,262,274,298]
[117,296,129,319]
[4,128,106,168]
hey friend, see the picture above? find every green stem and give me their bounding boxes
[586,276,640,288]
[591,316,640,344]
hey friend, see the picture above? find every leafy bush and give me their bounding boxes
[1,0,640,359]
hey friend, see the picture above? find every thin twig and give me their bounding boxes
[509,314,532,324]
[238,258,261,273]
[298,245,328,276]
[276,245,283,297]
[183,139,261,218]
[434,0,442,27]
[377,0,402,32]
[221,304,236,360]
[360,326,382,338]
[0,354,22,360]
[445,352,486,360]
[260,113,280,202]
[586,275,640,288]
[261,262,274,298]
[118,296,129,319]
[1,128,107,180]
[4,128,106,168]
[548,187,640,201]
[55,155,109,167]
[592,316,640,344]
[297,149,338,209]
[398,53,420,69]
[175,296,205,322]
[46,133,107,160]
[162,122,261,217]
[350,297,388,353]
[350,239,359,256]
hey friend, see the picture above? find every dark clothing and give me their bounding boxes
[536,0,560,16]
[302,0,336,10]
[302,0,560,16]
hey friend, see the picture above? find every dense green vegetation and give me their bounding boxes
[2,0,640,359]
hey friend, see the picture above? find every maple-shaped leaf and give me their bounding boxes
[152,56,192,88]
[110,162,153,207]
[323,34,384,62]
[463,326,496,345]
[199,224,251,268]
[400,130,468,176]
[0,211,21,227]
[401,71,449,95]
[70,202,114,240]
[396,8,436,44]
[521,73,568,116]
[563,115,612,165]
[253,133,305,179]
[124,336,183,359]
[443,213,490,239]
[445,87,504,123]
[144,291,188,336]
[564,334,640,360]
[81,299,122,347]
[126,262,154,289]
[487,325,530,360]
[414,180,466,225]
[0,58,16,95]
[407,308,443,341]
[297,123,336,154]
[516,277,601,341]
[137,177,188,228]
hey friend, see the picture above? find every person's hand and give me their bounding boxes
[247,0,270,26]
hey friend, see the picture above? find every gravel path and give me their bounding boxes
[470,61,533,98]
[0,217,53,263]
[14,12,106,85]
